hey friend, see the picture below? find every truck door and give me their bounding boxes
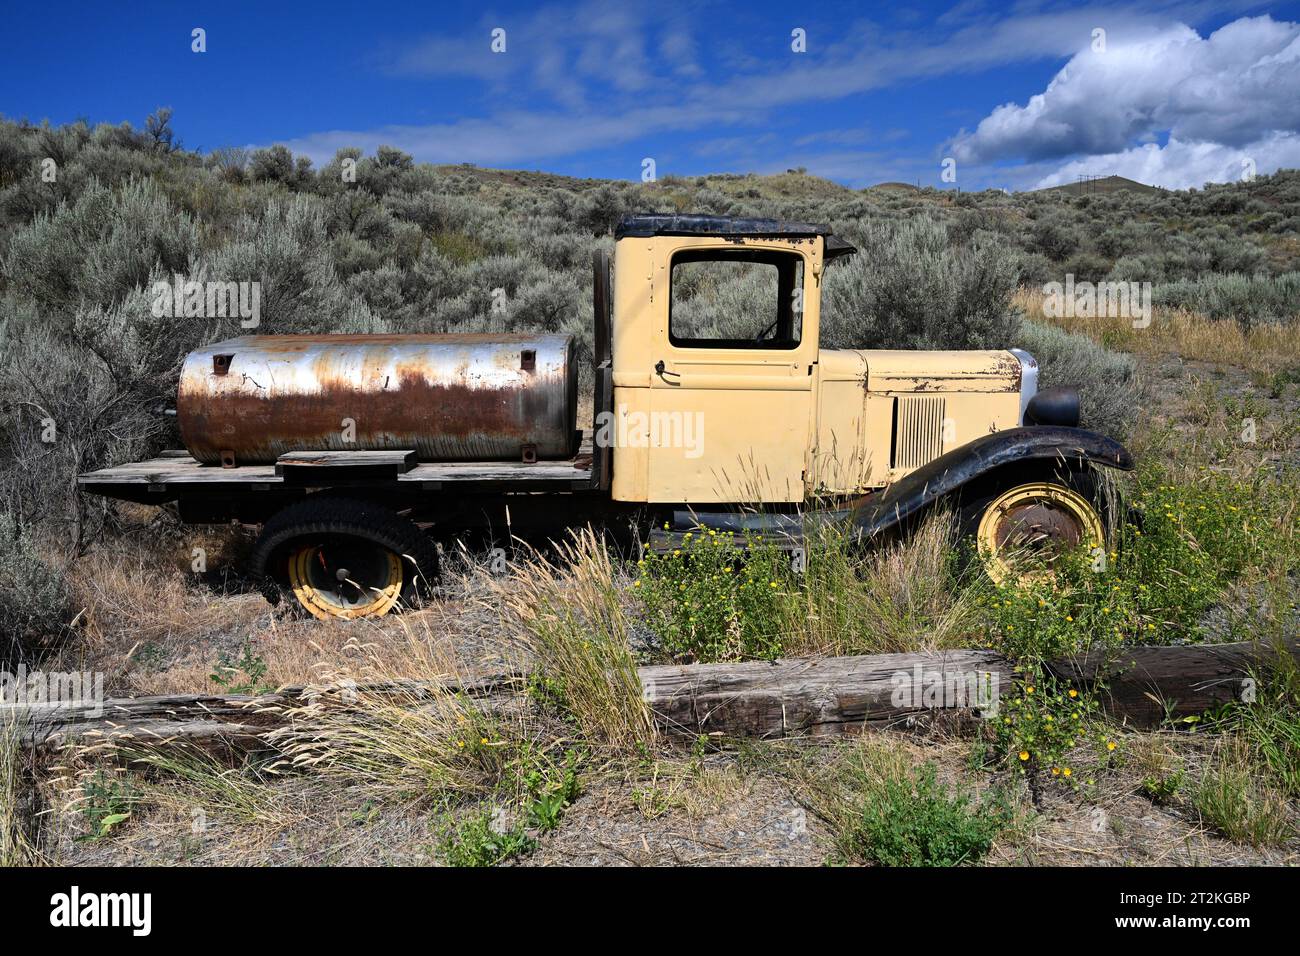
[645,241,819,504]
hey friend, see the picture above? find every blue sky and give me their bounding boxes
[3,0,1298,190]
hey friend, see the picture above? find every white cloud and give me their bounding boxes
[950,14,1300,187]
[278,102,758,169]
[1034,131,1300,190]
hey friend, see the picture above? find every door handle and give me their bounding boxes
[654,360,681,385]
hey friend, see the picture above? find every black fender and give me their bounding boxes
[849,426,1134,539]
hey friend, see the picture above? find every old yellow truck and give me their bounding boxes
[79,214,1133,619]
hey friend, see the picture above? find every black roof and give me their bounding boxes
[615,214,856,257]
[616,214,832,239]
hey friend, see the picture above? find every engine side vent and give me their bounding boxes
[890,396,946,471]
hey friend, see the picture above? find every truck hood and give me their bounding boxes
[857,349,1022,393]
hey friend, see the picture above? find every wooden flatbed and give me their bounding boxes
[78,434,598,501]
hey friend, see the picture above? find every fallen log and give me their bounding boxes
[643,638,1299,738]
[1046,639,1300,727]
[5,639,1295,751]
[5,672,522,750]
[639,649,1010,737]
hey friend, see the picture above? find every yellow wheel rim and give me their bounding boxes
[976,482,1104,585]
[286,541,404,620]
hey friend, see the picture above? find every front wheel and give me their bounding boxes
[964,477,1109,585]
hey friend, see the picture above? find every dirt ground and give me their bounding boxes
[47,730,1297,867]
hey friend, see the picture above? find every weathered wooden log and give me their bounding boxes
[6,672,522,750]
[1046,638,1300,727]
[7,640,1295,751]
[640,649,1011,738]
[641,639,1300,738]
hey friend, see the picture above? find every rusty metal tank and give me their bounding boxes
[177,334,579,466]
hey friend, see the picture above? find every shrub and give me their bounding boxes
[841,757,1011,866]
[3,177,198,314]
[1030,214,1079,260]
[1155,273,1300,327]
[993,674,1115,788]
[1011,250,1056,286]
[247,145,298,184]
[976,466,1292,661]
[821,217,1020,351]
[636,528,790,663]
[0,510,69,658]
[1015,319,1139,437]
[1059,250,1113,285]
[439,807,536,866]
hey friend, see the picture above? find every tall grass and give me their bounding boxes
[120,749,291,827]
[1015,287,1300,373]
[264,625,531,803]
[636,512,976,662]
[1192,737,1294,847]
[782,513,977,656]
[488,528,656,753]
[0,714,44,866]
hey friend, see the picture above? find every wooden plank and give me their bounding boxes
[276,450,417,470]
[79,450,594,490]
[11,673,521,749]
[276,449,418,481]
[78,459,279,486]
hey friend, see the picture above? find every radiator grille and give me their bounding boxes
[890,396,947,471]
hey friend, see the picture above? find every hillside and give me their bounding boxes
[1031,175,1164,198]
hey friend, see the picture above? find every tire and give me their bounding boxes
[251,496,439,620]
[957,466,1112,585]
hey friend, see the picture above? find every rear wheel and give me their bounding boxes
[252,497,438,620]
[961,472,1109,585]
[287,537,405,619]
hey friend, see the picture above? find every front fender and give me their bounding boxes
[850,426,1134,539]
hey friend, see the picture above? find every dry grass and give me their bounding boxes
[262,624,536,805]
[1192,736,1295,847]
[61,524,273,694]
[0,715,46,865]
[630,756,750,821]
[60,519,525,697]
[782,511,977,657]
[1015,288,1300,372]
[487,528,656,754]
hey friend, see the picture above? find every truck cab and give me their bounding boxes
[606,215,1032,505]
